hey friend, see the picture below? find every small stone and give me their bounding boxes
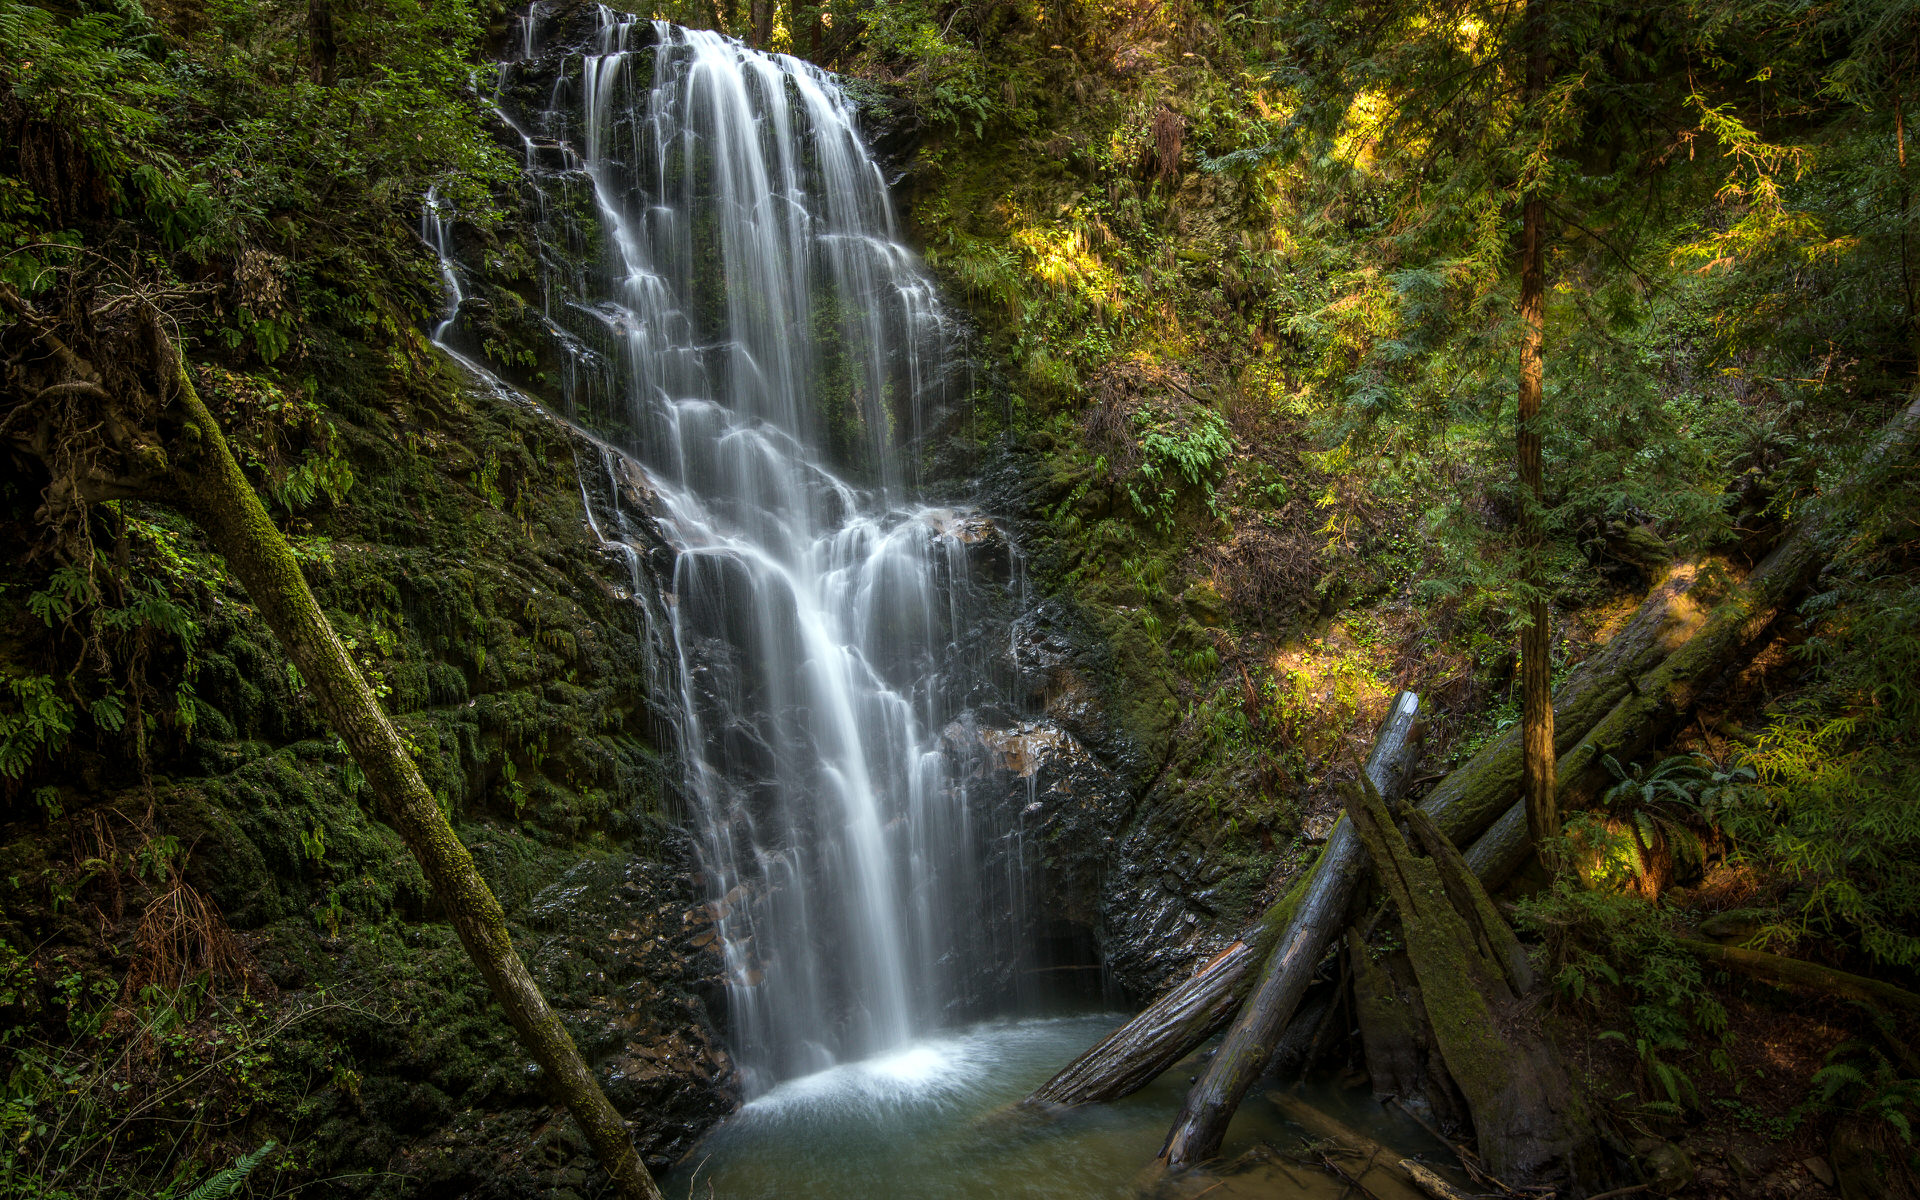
[1803,1157,1835,1188]
[1644,1142,1696,1195]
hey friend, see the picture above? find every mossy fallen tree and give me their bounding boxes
[1028,569,1709,1111]
[1154,691,1424,1167]
[1027,691,1424,1109]
[0,280,667,1200]
[1340,775,1612,1194]
[1678,938,1920,1015]
[1029,394,1920,1122]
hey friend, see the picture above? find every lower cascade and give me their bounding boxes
[429,7,1058,1097]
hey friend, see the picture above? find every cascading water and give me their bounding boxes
[419,10,1463,1196]
[429,6,1045,1096]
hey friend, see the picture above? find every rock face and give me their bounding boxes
[523,845,737,1170]
[943,587,1240,1006]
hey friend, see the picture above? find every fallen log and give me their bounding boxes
[1026,692,1423,1108]
[1349,934,1429,1105]
[1265,1091,1473,1200]
[1464,390,1920,884]
[1678,938,1920,1015]
[1339,776,1611,1194]
[1157,693,1424,1167]
[1033,392,1920,1117]
[1028,568,1706,1110]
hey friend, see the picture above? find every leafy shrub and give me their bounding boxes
[1516,877,1730,1116]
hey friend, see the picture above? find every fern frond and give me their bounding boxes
[184,1140,277,1200]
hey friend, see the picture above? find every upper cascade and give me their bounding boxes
[428,5,1044,1095]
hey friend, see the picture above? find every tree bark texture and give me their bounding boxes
[307,1,337,87]
[1678,938,1920,1015]
[157,349,665,1200]
[1516,2,1557,858]
[1027,693,1423,1110]
[1156,691,1424,1168]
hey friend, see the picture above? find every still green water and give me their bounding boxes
[667,1014,1442,1199]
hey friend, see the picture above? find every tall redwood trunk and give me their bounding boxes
[1516,17,1558,860]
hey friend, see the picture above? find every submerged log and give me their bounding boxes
[1265,1091,1475,1200]
[1341,775,1610,1194]
[1157,692,1424,1167]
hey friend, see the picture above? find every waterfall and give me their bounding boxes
[430,8,1038,1096]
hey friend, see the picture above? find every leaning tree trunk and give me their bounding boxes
[1462,388,1920,886]
[157,342,665,1200]
[1155,691,1424,1168]
[1344,775,1610,1194]
[1027,692,1423,1110]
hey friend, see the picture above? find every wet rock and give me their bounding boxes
[523,843,739,1169]
[1803,1157,1836,1189]
[1641,1140,1696,1195]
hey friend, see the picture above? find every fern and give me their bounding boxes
[181,1140,276,1200]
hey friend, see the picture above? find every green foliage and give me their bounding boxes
[0,968,318,1200]
[173,1142,276,1200]
[0,1,174,220]
[1517,876,1730,1115]
[0,674,74,780]
[1729,523,1920,968]
[1815,1045,1920,1144]
[1125,406,1233,532]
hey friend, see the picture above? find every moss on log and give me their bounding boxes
[1678,938,1920,1015]
[1343,775,1610,1195]
[1155,691,1424,1167]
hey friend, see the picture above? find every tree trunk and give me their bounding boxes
[1677,938,1920,1015]
[750,0,775,48]
[1157,692,1424,1168]
[1027,567,1709,1112]
[157,344,665,1200]
[1344,775,1609,1194]
[307,1,337,87]
[1462,390,1920,885]
[1349,936,1434,1105]
[1025,934,1267,1106]
[790,0,824,61]
[1516,3,1556,861]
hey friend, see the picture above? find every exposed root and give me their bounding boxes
[122,880,255,999]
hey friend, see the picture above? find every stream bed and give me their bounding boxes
[666,1014,1447,1199]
